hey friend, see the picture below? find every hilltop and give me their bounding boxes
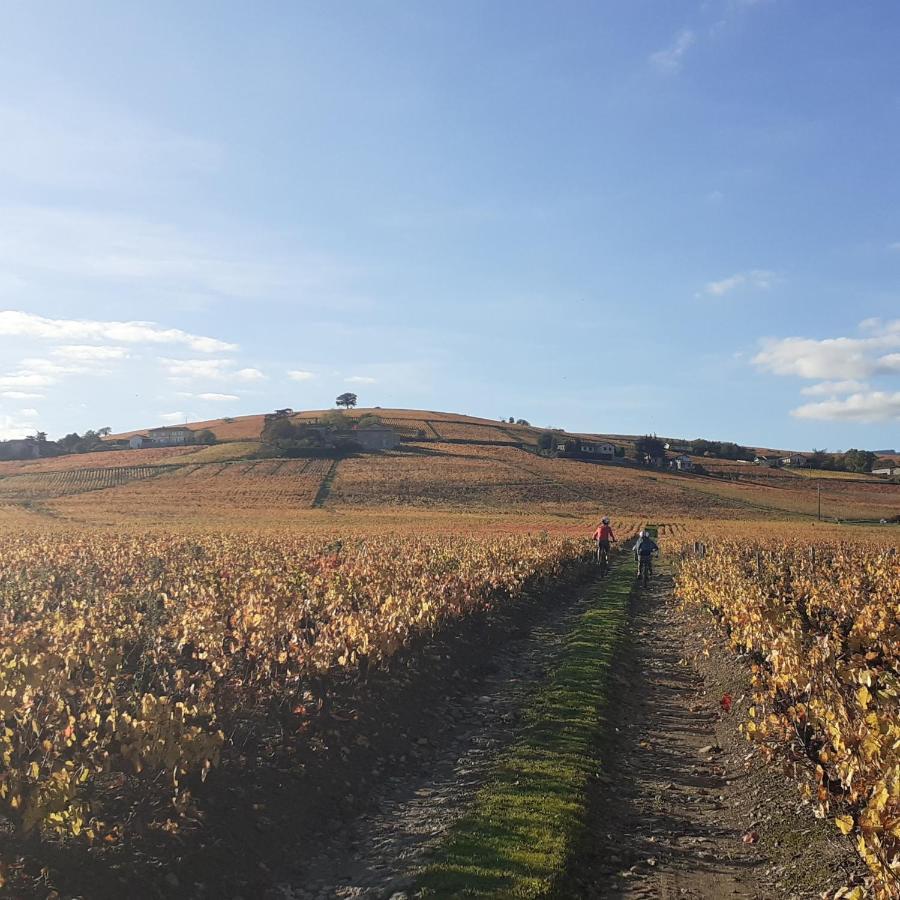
[0,406,895,532]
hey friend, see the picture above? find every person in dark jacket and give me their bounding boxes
[633,529,659,582]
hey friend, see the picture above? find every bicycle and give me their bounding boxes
[637,551,658,587]
[596,541,610,576]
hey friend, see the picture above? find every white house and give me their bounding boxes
[146,426,194,446]
[670,454,695,472]
[579,440,616,459]
[755,455,779,467]
[781,454,808,467]
[129,435,147,449]
[873,466,900,476]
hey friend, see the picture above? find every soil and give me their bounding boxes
[562,569,867,899]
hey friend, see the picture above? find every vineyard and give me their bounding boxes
[676,541,900,897]
[0,465,166,501]
[0,530,587,854]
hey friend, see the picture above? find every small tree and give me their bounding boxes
[195,429,216,445]
[336,392,358,409]
[635,434,666,464]
[537,432,556,451]
[516,418,530,426]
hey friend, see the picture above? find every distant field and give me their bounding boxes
[0,445,198,475]
[3,409,897,531]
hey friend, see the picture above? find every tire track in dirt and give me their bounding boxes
[283,572,608,899]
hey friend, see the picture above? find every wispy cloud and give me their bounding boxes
[650,29,696,74]
[196,392,239,402]
[0,207,364,310]
[51,344,130,361]
[235,368,266,382]
[0,98,221,192]
[0,372,56,390]
[345,375,377,385]
[288,370,316,381]
[1,390,43,400]
[799,379,869,397]
[160,358,266,383]
[0,310,235,352]
[159,411,187,424]
[701,269,776,297]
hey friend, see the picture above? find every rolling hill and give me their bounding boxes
[0,407,895,532]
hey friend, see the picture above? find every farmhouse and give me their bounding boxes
[577,440,616,459]
[873,466,900,476]
[130,426,195,449]
[669,454,695,472]
[754,455,779,468]
[352,426,400,451]
[780,454,808,467]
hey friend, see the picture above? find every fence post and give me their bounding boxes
[756,550,763,577]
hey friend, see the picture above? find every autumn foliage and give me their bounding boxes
[676,541,900,896]
[0,531,586,841]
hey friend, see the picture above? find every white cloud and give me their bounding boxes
[889,242,900,252]
[650,29,696,74]
[0,310,235,352]
[234,367,266,382]
[51,344,130,361]
[288,369,316,381]
[792,391,900,423]
[0,414,38,440]
[702,269,776,297]
[0,372,55,389]
[160,359,265,386]
[345,375,377,385]
[754,319,900,421]
[800,379,869,397]
[1,391,43,399]
[160,358,231,380]
[754,321,900,380]
[197,393,239,402]
[160,411,186,424]
[19,408,39,417]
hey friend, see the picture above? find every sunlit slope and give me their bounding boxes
[106,408,549,444]
[35,441,899,527]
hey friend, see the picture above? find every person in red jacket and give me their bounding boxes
[592,517,616,571]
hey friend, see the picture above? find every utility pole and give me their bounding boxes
[817,484,821,521]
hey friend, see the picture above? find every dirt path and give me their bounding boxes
[569,570,864,899]
[285,577,602,899]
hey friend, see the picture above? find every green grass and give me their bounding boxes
[416,563,634,897]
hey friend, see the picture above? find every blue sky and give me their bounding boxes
[1,1,899,450]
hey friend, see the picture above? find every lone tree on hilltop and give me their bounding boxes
[336,392,358,409]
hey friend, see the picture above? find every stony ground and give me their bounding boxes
[566,569,866,899]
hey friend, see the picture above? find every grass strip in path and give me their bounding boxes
[416,563,634,897]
